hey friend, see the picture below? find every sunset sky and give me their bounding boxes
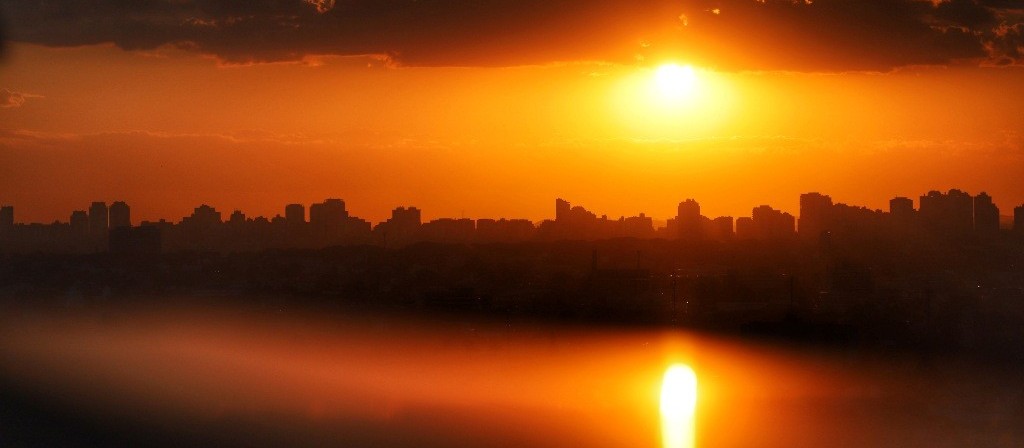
[1,0,1023,224]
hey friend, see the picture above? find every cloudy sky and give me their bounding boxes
[1,0,1023,223]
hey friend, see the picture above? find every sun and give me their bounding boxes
[609,61,732,136]
[653,63,699,102]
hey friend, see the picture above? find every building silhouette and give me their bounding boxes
[0,205,12,232]
[889,197,915,223]
[109,201,131,229]
[183,204,222,228]
[421,218,475,243]
[919,189,973,237]
[69,210,89,236]
[285,203,306,225]
[228,210,246,226]
[544,198,661,240]
[973,192,999,234]
[1015,204,1024,234]
[373,206,422,246]
[752,205,795,239]
[476,218,534,242]
[88,201,108,237]
[735,216,755,240]
[391,206,422,230]
[310,199,348,229]
[677,199,702,241]
[709,216,734,241]
[620,213,655,238]
[799,192,833,239]
[1,188,1022,254]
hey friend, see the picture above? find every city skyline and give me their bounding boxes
[3,187,1023,255]
[3,3,1024,226]
[3,188,1022,228]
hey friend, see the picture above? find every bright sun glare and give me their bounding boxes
[654,63,699,102]
[661,364,698,448]
[611,61,731,137]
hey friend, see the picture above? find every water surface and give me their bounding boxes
[0,303,1020,447]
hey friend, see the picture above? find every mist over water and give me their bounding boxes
[1,299,1020,447]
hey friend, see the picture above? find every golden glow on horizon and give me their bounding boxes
[661,364,698,448]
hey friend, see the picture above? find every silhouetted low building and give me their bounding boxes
[421,218,475,243]
[183,204,222,229]
[374,206,422,246]
[476,218,535,242]
[620,213,655,238]
[752,205,795,240]
[709,216,734,241]
[70,210,89,236]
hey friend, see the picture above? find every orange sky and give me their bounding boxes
[2,1,1024,224]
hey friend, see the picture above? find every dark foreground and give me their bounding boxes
[3,237,1024,362]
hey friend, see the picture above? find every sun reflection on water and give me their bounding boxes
[661,364,697,448]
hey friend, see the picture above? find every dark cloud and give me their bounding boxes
[669,0,996,71]
[2,0,1022,70]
